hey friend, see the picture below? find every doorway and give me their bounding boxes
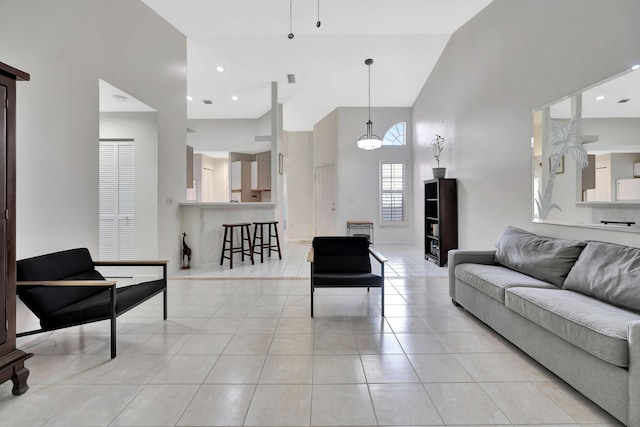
[98,79,158,274]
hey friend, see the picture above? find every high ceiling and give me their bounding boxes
[141,0,493,131]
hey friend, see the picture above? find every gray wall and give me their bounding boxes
[412,0,640,249]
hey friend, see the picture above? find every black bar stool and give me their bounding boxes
[220,223,254,269]
[252,221,282,263]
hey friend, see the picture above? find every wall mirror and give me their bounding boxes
[532,65,640,231]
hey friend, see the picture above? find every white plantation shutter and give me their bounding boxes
[99,141,135,276]
[117,145,135,260]
[99,144,117,261]
[380,162,407,224]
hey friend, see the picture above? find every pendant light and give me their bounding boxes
[288,0,322,38]
[357,58,382,151]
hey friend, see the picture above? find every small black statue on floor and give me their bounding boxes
[181,232,191,269]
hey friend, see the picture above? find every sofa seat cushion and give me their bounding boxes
[40,279,166,330]
[505,287,638,367]
[313,273,382,287]
[18,276,106,319]
[455,264,557,303]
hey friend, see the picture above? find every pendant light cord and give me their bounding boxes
[317,0,321,27]
[288,0,294,39]
[367,62,372,122]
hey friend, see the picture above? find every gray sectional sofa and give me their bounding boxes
[449,226,640,426]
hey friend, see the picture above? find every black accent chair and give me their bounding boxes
[309,236,387,317]
[16,248,168,358]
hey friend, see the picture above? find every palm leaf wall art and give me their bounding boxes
[536,112,589,219]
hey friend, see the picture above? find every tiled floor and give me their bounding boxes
[1,241,621,426]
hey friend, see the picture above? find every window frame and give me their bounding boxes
[379,161,408,226]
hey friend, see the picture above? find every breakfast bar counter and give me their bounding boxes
[179,202,277,267]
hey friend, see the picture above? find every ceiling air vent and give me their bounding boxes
[203,99,213,104]
[618,98,631,103]
[287,74,296,84]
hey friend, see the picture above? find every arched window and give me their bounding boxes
[382,122,406,146]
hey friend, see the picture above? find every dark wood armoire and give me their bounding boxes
[0,61,32,395]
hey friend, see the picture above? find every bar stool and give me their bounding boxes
[220,223,254,269]
[252,221,282,262]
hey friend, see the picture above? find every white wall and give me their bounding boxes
[311,107,413,242]
[313,109,339,168]
[99,112,158,258]
[283,131,313,239]
[0,0,187,266]
[412,0,640,250]
[337,107,414,243]
[187,111,272,153]
[585,118,640,153]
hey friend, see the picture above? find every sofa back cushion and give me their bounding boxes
[494,226,586,287]
[564,241,640,312]
[16,248,106,319]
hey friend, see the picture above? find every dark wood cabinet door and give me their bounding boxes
[0,82,7,345]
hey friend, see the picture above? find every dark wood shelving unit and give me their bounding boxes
[424,178,458,267]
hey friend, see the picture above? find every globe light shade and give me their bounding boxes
[357,137,383,151]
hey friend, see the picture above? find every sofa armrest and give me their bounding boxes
[629,320,640,426]
[17,280,117,287]
[448,250,497,303]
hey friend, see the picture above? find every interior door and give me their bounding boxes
[202,168,214,202]
[315,164,336,235]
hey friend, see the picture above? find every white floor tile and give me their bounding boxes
[6,242,620,427]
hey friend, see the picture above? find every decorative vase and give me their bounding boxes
[432,167,446,179]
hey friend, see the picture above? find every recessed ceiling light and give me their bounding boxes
[216,66,225,72]
[112,94,128,102]
[186,96,193,101]
[203,99,213,104]
[596,95,605,101]
[231,95,239,101]
[632,64,640,71]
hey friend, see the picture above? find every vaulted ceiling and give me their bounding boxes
[141,0,493,131]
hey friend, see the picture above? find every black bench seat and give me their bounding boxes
[16,248,168,358]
